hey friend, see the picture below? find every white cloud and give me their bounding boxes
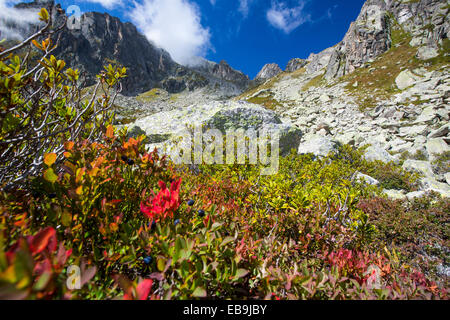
[266,0,311,34]
[81,0,123,10]
[0,0,40,40]
[129,0,211,65]
[238,0,255,18]
[209,0,216,5]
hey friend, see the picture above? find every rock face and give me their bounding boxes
[131,101,302,155]
[285,58,307,72]
[311,0,450,80]
[255,63,282,81]
[325,0,391,79]
[190,59,250,93]
[8,1,250,96]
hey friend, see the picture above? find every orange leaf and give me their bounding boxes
[64,141,75,151]
[44,153,57,166]
[106,125,114,139]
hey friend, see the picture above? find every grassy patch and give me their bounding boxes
[431,151,450,175]
[235,72,287,101]
[136,88,166,103]
[301,73,325,91]
[246,94,284,110]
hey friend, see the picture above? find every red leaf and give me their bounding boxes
[28,227,57,255]
[136,279,153,300]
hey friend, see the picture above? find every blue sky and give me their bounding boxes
[7,0,367,78]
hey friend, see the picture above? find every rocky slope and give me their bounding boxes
[230,0,450,198]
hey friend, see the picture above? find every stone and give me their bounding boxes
[428,123,450,138]
[406,191,426,200]
[364,144,397,163]
[319,94,331,103]
[426,138,450,161]
[126,124,147,140]
[416,46,439,61]
[402,160,435,178]
[383,189,406,200]
[297,135,339,157]
[399,125,428,137]
[445,173,450,185]
[285,58,307,72]
[420,178,450,198]
[413,106,438,124]
[395,70,421,90]
[356,172,379,186]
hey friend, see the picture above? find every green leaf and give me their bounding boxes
[43,168,58,183]
[192,287,207,298]
[220,236,234,247]
[233,268,249,280]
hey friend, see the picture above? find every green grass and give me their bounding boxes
[301,73,325,91]
[246,94,283,110]
[136,88,165,103]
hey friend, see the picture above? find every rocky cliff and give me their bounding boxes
[308,0,450,80]
[254,63,283,81]
[6,1,250,96]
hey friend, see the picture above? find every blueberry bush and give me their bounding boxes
[0,10,448,300]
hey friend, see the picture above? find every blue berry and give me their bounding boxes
[187,199,195,206]
[48,193,57,199]
[127,159,135,166]
[174,219,180,226]
[143,256,152,265]
[198,210,205,217]
[121,155,128,162]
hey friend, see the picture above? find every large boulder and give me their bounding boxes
[395,70,421,90]
[426,138,450,161]
[363,144,397,163]
[416,46,439,61]
[131,101,302,156]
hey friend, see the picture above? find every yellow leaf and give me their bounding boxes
[44,153,57,166]
[38,8,49,22]
[75,185,83,195]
